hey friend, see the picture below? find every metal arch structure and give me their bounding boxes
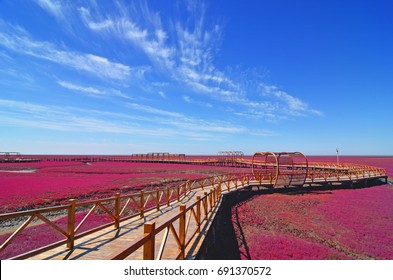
[251,152,308,187]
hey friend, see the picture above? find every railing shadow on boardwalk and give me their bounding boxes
[197,178,389,260]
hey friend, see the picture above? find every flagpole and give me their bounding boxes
[336,147,339,166]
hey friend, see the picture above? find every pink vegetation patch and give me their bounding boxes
[233,185,393,259]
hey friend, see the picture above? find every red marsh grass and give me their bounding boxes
[232,156,393,260]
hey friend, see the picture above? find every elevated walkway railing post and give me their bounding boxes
[67,199,76,248]
[166,188,170,206]
[143,222,155,260]
[140,190,144,218]
[203,192,208,216]
[196,196,201,233]
[209,189,213,209]
[156,189,160,211]
[114,193,120,229]
[178,205,186,260]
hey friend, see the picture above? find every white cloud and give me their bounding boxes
[182,95,213,108]
[0,98,242,140]
[0,21,135,81]
[158,91,166,98]
[77,1,244,103]
[58,80,104,95]
[260,83,323,117]
[249,130,279,137]
[183,95,192,103]
[35,0,64,19]
[1,1,323,139]
[78,5,175,70]
[127,103,183,118]
[34,0,77,33]
[58,80,132,99]
[0,99,48,113]
[167,119,245,134]
[75,1,323,122]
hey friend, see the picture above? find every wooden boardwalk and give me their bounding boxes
[25,172,388,260]
[25,181,238,260]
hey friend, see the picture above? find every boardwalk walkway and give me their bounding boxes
[26,181,238,260]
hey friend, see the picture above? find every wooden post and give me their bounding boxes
[140,190,145,218]
[179,205,186,260]
[114,193,120,229]
[203,192,208,216]
[196,196,201,233]
[166,188,170,206]
[177,185,180,202]
[209,189,213,209]
[156,189,160,211]
[143,222,155,260]
[187,180,191,193]
[67,199,76,248]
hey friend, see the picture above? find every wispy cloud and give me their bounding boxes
[166,118,245,134]
[76,1,321,121]
[78,5,175,70]
[182,95,213,108]
[0,20,139,81]
[58,80,132,100]
[261,84,323,117]
[249,129,279,137]
[158,91,166,98]
[0,98,249,141]
[78,1,242,102]
[127,103,183,118]
[35,0,65,19]
[58,80,105,95]
[1,0,323,149]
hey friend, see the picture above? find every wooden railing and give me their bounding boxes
[111,174,251,260]
[111,187,222,260]
[307,163,386,183]
[0,173,247,259]
[0,179,194,259]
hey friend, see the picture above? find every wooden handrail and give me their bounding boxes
[0,173,237,258]
[110,183,224,260]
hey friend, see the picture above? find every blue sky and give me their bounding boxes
[0,0,392,155]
